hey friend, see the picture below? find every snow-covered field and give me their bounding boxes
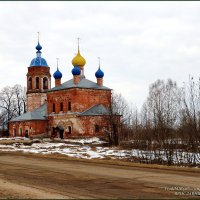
[0,137,200,166]
[0,137,132,160]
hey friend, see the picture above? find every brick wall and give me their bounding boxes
[26,66,51,112]
[27,93,47,112]
[47,88,111,114]
[9,120,48,137]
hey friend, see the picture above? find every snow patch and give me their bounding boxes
[0,137,199,165]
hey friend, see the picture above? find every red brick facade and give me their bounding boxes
[9,80,120,138]
[9,120,48,138]
[47,88,111,114]
[45,87,117,138]
[27,66,51,112]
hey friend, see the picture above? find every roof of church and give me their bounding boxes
[30,57,48,67]
[10,104,47,122]
[50,77,111,92]
[29,40,48,67]
[10,103,110,122]
[80,104,110,116]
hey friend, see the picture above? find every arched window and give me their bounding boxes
[28,77,32,89]
[68,102,71,111]
[25,130,29,138]
[95,125,100,132]
[53,103,55,112]
[43,77,48,89]
[19,128,22,136]
[60,102,63,112]
[68,126,72,134]
[13,128,16,137]
[35,77,39,89]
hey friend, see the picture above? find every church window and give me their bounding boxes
[36,77,39,89]
[95,125,100,132]
[43,77,48,89]
[68,102,71,111]
[53,103,55,112]
[25,130,29,138]
[28,77,32,89]
[13,128,16,137]
[60,102,63,112]
[20,128,22,136]
[68,126,72,134]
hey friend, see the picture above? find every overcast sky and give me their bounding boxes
[1,1,200,109]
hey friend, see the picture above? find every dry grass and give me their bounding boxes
[0,140,33,145]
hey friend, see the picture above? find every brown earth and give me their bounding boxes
[0,151,200,199]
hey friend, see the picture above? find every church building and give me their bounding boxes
[8,38,121,139]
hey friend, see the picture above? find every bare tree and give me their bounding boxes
[0,86,16,126]
[13,84,27,115]
[106,91,132,146]
[140,79,181,165]
[0,85,26,136]
[180,76,200,156]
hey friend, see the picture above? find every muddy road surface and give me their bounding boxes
[0,152,199,199]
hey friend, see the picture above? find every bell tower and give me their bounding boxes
[26,34,51,112]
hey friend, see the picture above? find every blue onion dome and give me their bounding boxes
[72,65,81,75]
[95,67,104,78]
[29,41,48,67]
[30,57,48,67]
[36,42,42,51]
[53,68,62,79]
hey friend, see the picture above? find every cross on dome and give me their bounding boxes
[53,58,62,79]
[56,58,59,69]
[95,57,104,78]
[30,32,48,67]
[71,37,86,68]
[36,32,42,51]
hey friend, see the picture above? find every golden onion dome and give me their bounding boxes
[72,49,86,68]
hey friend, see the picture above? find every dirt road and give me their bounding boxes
[0,152,199,199]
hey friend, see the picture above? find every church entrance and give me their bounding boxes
[56,126,64,139]
[25,130,29,138]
